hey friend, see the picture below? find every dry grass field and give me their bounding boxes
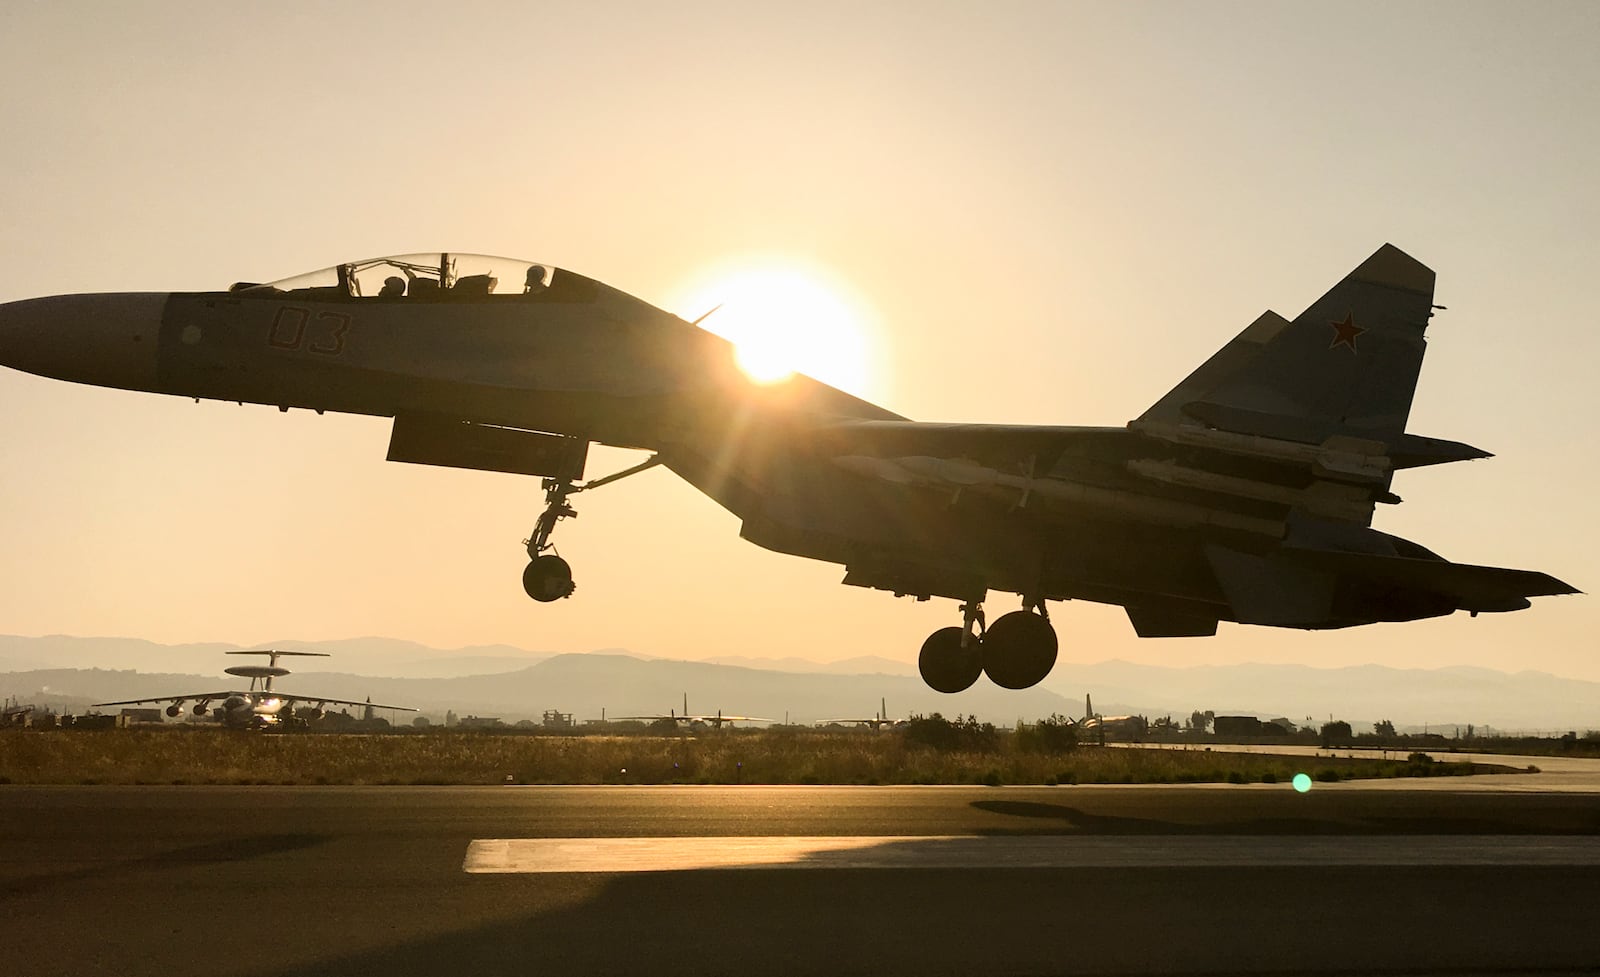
[0,725,1512,786]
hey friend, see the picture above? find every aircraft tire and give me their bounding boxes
[522,555,576,602]
[918,626,983,694]
[981,610,1058,689]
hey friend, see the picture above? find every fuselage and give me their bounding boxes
[216,693,287,728]
[0,284,1265,622]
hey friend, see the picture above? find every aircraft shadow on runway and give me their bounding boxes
[966,799,1600,836]
[247,834,1600,977]
[0,831,333,901]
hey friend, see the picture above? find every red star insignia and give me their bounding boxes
[1329,313,1365,353]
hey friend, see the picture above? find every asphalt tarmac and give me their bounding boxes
[5,760,1600,977]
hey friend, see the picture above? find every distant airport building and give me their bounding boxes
[457,715,504,729]
[1214,715,1294,738]
[117,708,165,725]
[542,710,575,729]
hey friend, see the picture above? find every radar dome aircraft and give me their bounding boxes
[92,650,415,728]
[0,248,1577,695]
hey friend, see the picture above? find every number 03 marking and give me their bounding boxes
[310,311,350,355]
[268,306,350,356]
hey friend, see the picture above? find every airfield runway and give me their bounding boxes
[5,758,1600,977]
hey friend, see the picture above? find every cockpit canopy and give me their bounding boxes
[233,253,559,300]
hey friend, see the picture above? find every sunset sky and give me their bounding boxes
[1,2,1595,680]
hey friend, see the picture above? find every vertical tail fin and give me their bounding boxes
[1140,244,1436,444]
[1140,311,1290,425]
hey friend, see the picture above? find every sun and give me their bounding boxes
[673,260,877,397]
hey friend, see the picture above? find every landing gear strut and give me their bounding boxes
[917,595,1058,693]
[520,454,661,603]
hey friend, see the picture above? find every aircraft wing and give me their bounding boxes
[273,693,417,712]
[92,690,242,707]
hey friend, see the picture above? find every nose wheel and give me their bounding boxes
[918,596,1058,692]
[523,554,575,602]
[519,453,661,604]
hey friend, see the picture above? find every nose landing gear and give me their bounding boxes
[522,479,578,602]
[520,453,661,603]
[918,595,1058,693]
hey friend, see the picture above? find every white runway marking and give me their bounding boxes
[463,835,1600,873]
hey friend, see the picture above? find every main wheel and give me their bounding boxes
[982,610,1058,689]
[918,626,983,694]
[522,555,575,602]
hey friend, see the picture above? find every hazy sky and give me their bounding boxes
[1,2,1596,679]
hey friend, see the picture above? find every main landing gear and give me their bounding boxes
[520,454,661,603]
[918,596,1058,693]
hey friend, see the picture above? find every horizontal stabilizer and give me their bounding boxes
[1387,433,1494,469]
[1284,547,1580,611]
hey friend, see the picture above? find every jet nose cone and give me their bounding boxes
[0,292,167,392]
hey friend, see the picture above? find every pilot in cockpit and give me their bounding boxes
[524,265,549,295]
[379,276,407,298]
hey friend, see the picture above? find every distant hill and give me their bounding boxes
[0,653,1075,727]
[0,634,553,679]
[700,654,916,676]
[2,634,1596,731]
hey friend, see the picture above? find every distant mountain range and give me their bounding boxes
[0,634,556,679]
[1,634,1595,732]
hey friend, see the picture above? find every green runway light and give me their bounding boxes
[1292,773,1312,793]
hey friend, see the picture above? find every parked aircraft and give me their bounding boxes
[2,695,36,725]
[92,650,415,728]
[616,694,770,728]
[817,698,904,730]
[0,247,1577,694]
[1076,694,1144,739]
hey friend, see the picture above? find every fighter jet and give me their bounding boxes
[92,650,415,728]
[0,248,1577,695]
